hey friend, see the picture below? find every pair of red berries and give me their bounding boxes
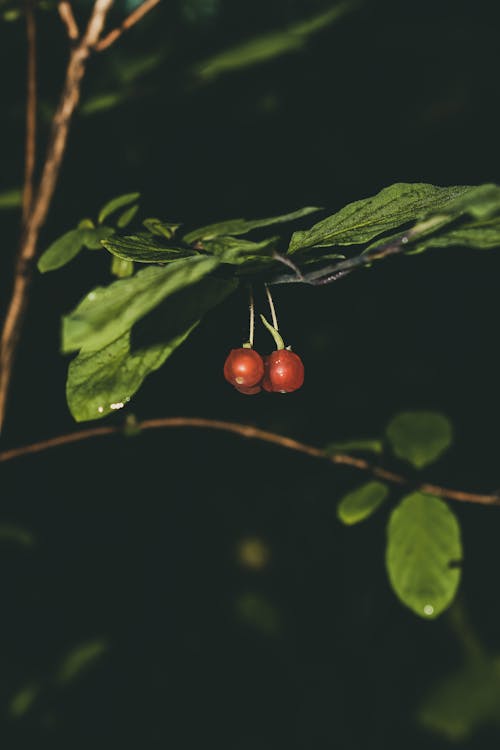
[224,346,304,395]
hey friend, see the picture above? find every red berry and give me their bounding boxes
[224,348,264,388]
[234,383,261,395]
[263,350,304,393]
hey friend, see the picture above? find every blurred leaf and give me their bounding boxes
[56,638,108,685]
[325,438,383,455]
[98,192,140,224]
[183,206,321,243]
[62,255,220,353]
[235,593,280,636]
[419,656,500,741]
[116,204,139,228]
[0,524,34,547]
[111,256,134,278]
[103,233,192,263]
[37,228,86,273]
[386,492,462,619]
[80,91,128,116]
[288,183,474,252]
[143,218,182,239]
[0,187,21,209]
[66,276,237,421]
[204,235,279,265]
[337,481,389,525]
[81,225,115,249]
[386,411,453,469]
[410,215,500,253]
[194,3,355,81]
[9,683,40,718]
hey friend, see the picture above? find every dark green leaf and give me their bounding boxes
[98,192,140,224]
[9,683,40,718]
[288,183,475,252]
[0,187,22,209]
[386,411,453,469]
[0,524,34,547]
[56,639,108,685]
[337,481,389,525]
[419,657,500,741]
[66,276,237,421]
[103,233,192,263]
[235,593,281,636]
[204,235,279,264]
[194,3,354,81]
[386,492,462,619]
[37,228,86,273]
[62,255,220,354]
[411,215,500,254]
[117,204,139,228]
[183,206,321,243]
[325,438,383,455]
[143,218,182,239]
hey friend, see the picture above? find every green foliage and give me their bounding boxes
[386,411,453,469]
[183,206,321,243]
[38,228,88,273]
[193,3,355,81]
[0,186,21,209]
[386,493,462,619]
[0,523,34,547]
[235,593,281,636]
[66,274,236,421]
[337,480,389,525]
[56,639,108,685]
[9,683,40,719]
[288,183,473,252]
[103,234,192,263]
[98,192,140,224]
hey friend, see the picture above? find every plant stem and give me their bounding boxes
[95,0,161,51]
[248,285,255,347]
[265,284,279,330]
[0,417,498,507]
[22,0,37,223]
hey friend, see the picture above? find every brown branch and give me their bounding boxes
[0,417,498,507]
[57,1,80,40]
[22,0,37,223]
[95,0,161,52]
[0,0,116,434]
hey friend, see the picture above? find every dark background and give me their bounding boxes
[1,0,500,747]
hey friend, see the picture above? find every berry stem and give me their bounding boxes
[260,314,285,350]
[243,284,255,349]
[265,284,279,330]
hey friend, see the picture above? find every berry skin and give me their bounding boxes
[224,348,265,388]
[234,383,261,395]
[262,350,304,393]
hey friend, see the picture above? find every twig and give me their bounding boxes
[0,417,498,507]
[265,284,279,330]
[57,1,80,40]
[95,0,161,51]
[0,0,155,434]
[22,0,37,223]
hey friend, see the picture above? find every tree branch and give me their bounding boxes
[57,1,80,40]
[95,0,161,52]
[0,417,498,507]
[22,0,37,223]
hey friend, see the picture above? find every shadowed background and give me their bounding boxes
[1,0,500,747]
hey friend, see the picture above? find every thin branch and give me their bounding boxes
[95,0,161,51]
[57,1,80,40]
[0,0,116,434]
[22,0,37,223]
[265,284,279,330]
[248,285,255,347]
[0,417,498,507]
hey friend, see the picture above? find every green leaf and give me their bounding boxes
[9,683,40,718]
[98,192,140,224]
[143,218,182,239]
[37,228,86,273]
[337,480,389,525]
[419,656,500,741]
[288,183,475,252]
[66,276,237,421]
[103,233,193,263]
[111,256,134,278]
[0,524,34,547]
[386,492,462,619]
[62,255,220,354]
[0,187,22,209]
[204,235,279,264]
[194,3,355,81]
[81,225,115,249]
[117,203,139,228]
[183,206,321,243]
[325,438,383,455]
[386,411,453,469]
[411,215,500,254]
[56,638,108,685]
